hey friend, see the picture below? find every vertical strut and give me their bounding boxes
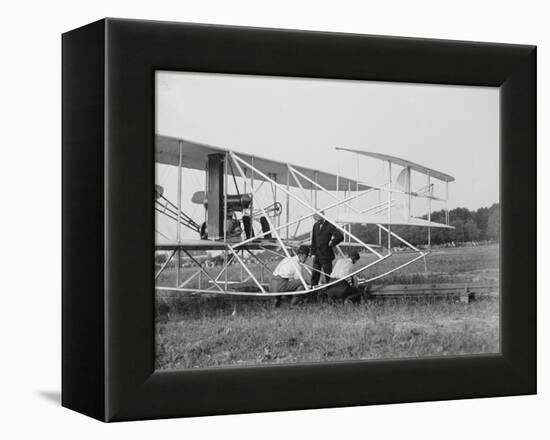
[378,189,382,247]
[407,166,412,220]
[224,152,228,290]
[387,161,392,251]
[445,180,449,225]
[336,152,340,218]
[286,166,290,239]
[204,161,208,227]
[250,157,254,233]
[427,173,431,248]
[347,180,351,245]
[176,140,183,286]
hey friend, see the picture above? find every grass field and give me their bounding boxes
[155,244,499,370]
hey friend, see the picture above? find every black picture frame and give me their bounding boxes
[62,18,536,422]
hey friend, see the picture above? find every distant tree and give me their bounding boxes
[474,207,490,241]
[464,218,480,241]
[450,218,465,243]
[487,204,501,241]
[347,203,499,246]
[429,226,445,245]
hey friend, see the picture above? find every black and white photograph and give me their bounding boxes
[3,0,542,435]
[154,72,500,370]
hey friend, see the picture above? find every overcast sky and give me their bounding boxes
[156,71,499,240]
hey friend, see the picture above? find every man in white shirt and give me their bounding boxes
[325,250,363,303]
[269,245,310,307]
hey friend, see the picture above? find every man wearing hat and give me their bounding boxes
[269,245,310,307]
[325,250,363,303]
[310,211,344,288]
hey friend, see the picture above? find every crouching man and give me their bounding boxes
[325,250,363,304]
[269,245,310,307]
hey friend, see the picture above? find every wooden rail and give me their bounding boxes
[365,280,499,304]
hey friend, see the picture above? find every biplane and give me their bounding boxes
[155,134,454,297]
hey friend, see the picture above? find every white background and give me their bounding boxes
[1,0,546,438]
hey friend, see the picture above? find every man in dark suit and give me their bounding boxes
[310,212,344,287]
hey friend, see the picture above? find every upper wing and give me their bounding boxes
[156,134,369,191]
[336,147,455,183]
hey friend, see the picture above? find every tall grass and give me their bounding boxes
[156,298,499,370]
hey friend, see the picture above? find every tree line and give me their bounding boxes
[350,203,500,247]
